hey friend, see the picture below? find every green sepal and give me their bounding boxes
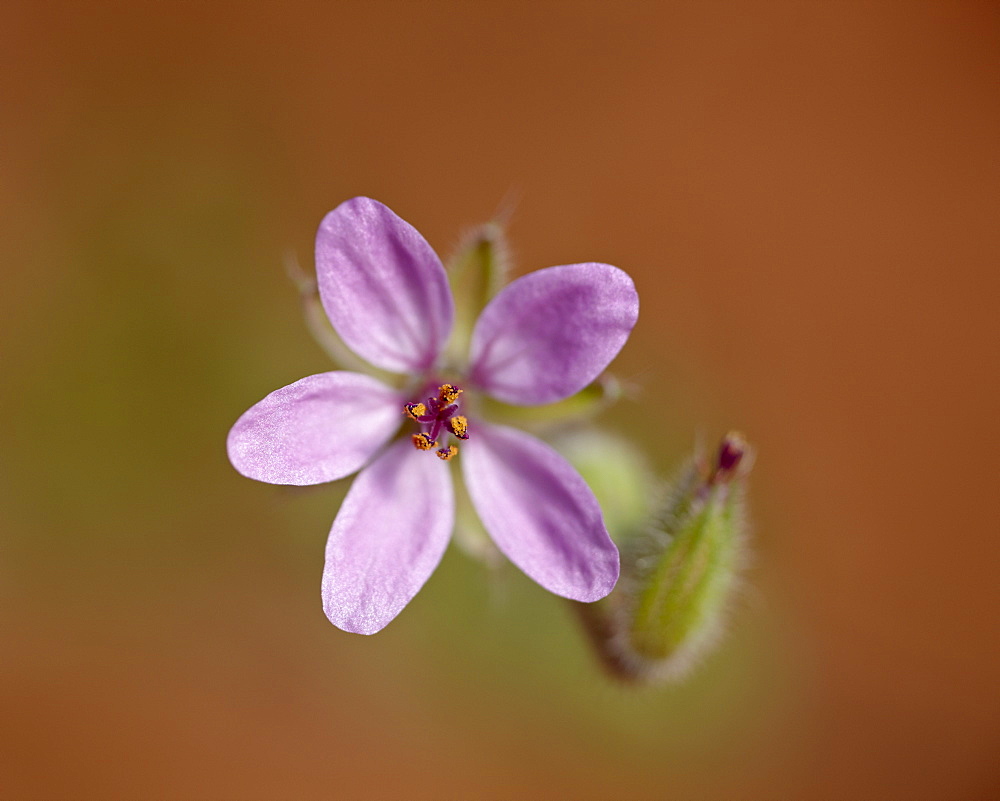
[477,375,622,432]
[451,464,502,567]
[444,221,510,366]
[285,253,396,384]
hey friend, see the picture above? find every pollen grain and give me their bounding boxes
[412,433,437,451]
[436,445,458,461]
[437,384,462,404]
[448,415,469,440]
[403,402,427,421]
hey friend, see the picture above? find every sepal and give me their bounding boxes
[444,221,511,365]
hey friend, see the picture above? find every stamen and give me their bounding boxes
[448,415,469,440]
[403,402,427,421]
[403,384,469,458]
[438,384,462,404]
[412,433,437,451]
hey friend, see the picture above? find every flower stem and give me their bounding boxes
[569,599,647,685]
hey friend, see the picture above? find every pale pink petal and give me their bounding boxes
[468,263,638,405]
[322,440,454,634]
[227,372,401,486]
[316,197,454,374]
[462,422,619,602]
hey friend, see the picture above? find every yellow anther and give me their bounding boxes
[412,433,437,451]
[436,445,458,461]
[403,402,427,421]
[448,415,469,440]
[438,384,462,404]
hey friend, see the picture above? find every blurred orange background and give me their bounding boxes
[2,2,998,799]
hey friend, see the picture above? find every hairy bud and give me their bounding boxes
[574,433,753,684]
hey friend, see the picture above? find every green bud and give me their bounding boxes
[574,433,752,684]
[444,221,510,365]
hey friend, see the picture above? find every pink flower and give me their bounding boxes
[227,198,639,634]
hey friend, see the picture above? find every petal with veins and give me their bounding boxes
[469,263,638,405]
[227,372,401,486]
[322,440,454,634]
[316,197,454,374]
[462,422,619,602]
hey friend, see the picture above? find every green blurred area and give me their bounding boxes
[3,2,998,799]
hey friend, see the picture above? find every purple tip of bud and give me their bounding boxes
[718,439,743,471]
[713,431,749,482]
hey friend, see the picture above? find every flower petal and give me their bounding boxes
[227,372,401,486]
[468,263,638,405]
[322,439,454,634]
[462,422,619,602]
[316,197,454,374]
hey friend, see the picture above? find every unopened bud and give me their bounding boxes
[712,430,748,482]
[573,433,753,684]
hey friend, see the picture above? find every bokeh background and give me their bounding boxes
[3,2,998,799]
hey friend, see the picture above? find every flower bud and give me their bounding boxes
[574,433,752,684]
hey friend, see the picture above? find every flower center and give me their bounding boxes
[403,383,470,461]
